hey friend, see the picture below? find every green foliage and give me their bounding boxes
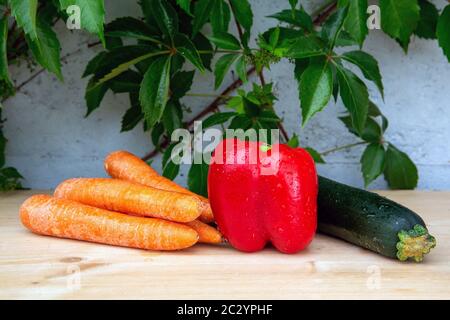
[4,0,450,191]
[437,5,450,62]
[379,0,420,50]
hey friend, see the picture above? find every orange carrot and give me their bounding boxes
[104,150,215,223]
[54,178,204,223]
[186,220,223,244]
[20,195,199,251]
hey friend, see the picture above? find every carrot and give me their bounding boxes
[186,220,223,244]
[104,150,215,223]
[20,195,199,251]
[54,178,203,223]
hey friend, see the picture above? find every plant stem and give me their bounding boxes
[320,141,368,156]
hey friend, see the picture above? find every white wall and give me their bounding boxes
[3,0,450,190]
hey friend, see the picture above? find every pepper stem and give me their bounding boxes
[396,225,436,262]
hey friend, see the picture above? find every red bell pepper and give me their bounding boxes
[208,138,318,254]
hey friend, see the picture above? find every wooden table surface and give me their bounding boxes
[1,190,449,300]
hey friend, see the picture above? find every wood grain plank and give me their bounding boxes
[0,190,449,299]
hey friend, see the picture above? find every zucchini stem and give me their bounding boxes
[396,225,436,262]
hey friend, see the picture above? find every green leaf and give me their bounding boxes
[340,115,382,143]
[300,59,333,125]
[268,8,313,31]
[368,100,389,132]
[228,114,252,130]
[285,35,325,59]
[294,58,310,82]
[229,0,253,31]
[384,144,418,189]
[85,77,108,116]
[289,0,298,10]
[208,32,241,50]
[188,158,209,197]
[10,0,38,39]
[379,0,420,50]
[214,53,239,89]
[361,143,386,187]
[176,0,192,14]
[287,134,299,148]
[437,5,450,62]
[105,17,158,41]
[305,147,326,164]
[321,6,349,48]
[121,93,144,132]
[151,122,164,144]
[192,0,214,36]
[109,70,142,93]
[336,66,369,135]
[203,112,237,128]
[0,167,23,191]
[338,0,368,46]
[235,55,248,83]
[163,160,180,180]
[162,100,182,135]
[193,33,213,71]
[341,50,384,98]
[174,33,204,72]
[140,56,172,129]
[26,18,62,80]
[0,16,14,99]
[210,0,230,35]
[59,0,105,45]
[171,70,195,100]
[149,0,178,41]
[414,0,439,39]
[92,46,164,84]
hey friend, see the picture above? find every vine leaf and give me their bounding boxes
[25,17,62,80]
[171,70,195,100]
[85,77,108,116]
[59,0,106,45]
[192,0,214,36]
[162,100,183,135]
[321,5,349,48]
[299,59,333,125]
[361,143,386,187]
[176,0,192,14]
[379,0,420,51]
[139,56,172,129]
[149,0,178,42]
[338,0,368,46]
[235,55,248,83]
[0,16,14,98]
[210,0,231,35]
[214,53,239,89]
[268,8,313,31]
[336,66,369,135]
[10,0,38,40]
[202,112,237,129]
[121,93,144,132]
[208,32,241,50]
[437,5,450,62]
[341,50,384,99]
[229,0,253,31]
[384,144,418,189]
[305,147,325,164]
[105,17,158,41]
[174,33,204,72]
[285,35,325,59]
[415,0,439,40]
[188,157,209,197]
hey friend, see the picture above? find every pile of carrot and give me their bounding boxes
[20,151,222,251]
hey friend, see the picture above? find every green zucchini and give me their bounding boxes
[317,176,436,262]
